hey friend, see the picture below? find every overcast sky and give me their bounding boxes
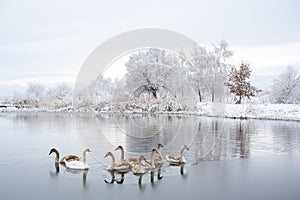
[0,0,300,96]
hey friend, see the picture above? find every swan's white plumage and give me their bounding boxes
[65,160,89,170]
[65,148,90,170]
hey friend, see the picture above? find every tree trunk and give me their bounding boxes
[198,88,202,102]
[152,90,157,99]
[236,95,242,104]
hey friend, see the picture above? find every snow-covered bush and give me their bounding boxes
[270,66,300,104]
[46,83,72,109]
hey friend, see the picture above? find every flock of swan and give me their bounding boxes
[49,144,190,178]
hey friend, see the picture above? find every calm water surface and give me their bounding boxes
[0,112,300,200]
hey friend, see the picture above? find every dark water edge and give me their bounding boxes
[1,154,300,200]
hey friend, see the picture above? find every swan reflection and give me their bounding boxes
[150,166,164,183]
[66,168,89,188]
[104,170,126,184]
[48,163,88,188]
[49,163,60,178]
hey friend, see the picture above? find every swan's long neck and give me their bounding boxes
[150,151,156,168]
[109,153,116,166]
[138,157,143,170]
[120,147,125,161]
[157,147,162,159]
[83,150,87,164]
[180,147,186,158]
[150,151,155,164]
[53,150,60,163]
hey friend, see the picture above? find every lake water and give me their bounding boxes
[0,112,300,199]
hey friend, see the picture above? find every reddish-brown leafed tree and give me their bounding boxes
[226,62,261,104]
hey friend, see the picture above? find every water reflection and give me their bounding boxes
[74,113,300,167]
[48,163,89,188]
[104,170,126,184]
[1,112,299,190]
[49,163,60,178]
[150,167,163,183]
[103,166,165,185]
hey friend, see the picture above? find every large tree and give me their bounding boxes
[226,62,261,104]
[188,45,209,102]
[125,48,181,99]
[188,40,233,103]
[208,40,233,102]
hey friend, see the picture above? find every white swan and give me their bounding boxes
[48,148,80,164]
[104,151,131,172]
[131,155,149,175]
[65,148,90,170]
[166,145,189,165]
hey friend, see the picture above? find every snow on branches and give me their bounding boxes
[270,66,300,104]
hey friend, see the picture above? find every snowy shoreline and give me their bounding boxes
[1,103,299,122]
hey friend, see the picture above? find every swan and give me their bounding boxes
[65,148,90,170]
[104,152,131,172]
[115,145,138,163]
[48,148,80,164]
[131,155,149,175]
[166,145,189,165]
[145,149,159,170]
[154,144,164,167]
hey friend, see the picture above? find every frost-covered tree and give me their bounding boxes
[46,83,72,108]
[112,78,129,100]
[226,62,261,104]
[125,48,181,98]
[188,40,233,102]
[188,45,209,102]
[95,75,114,102]
[26,82,45,100]
[270,66,300,104]
[208,40,233,102]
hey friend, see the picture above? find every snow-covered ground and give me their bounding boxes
[1,102,299,122]
[199,103,300,121]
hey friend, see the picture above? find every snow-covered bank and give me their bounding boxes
[199,103,300,122]
[1,103,299,122]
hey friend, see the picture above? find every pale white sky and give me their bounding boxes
[0,0,300,96]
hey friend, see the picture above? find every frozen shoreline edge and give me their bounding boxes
[1,104,299,122]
